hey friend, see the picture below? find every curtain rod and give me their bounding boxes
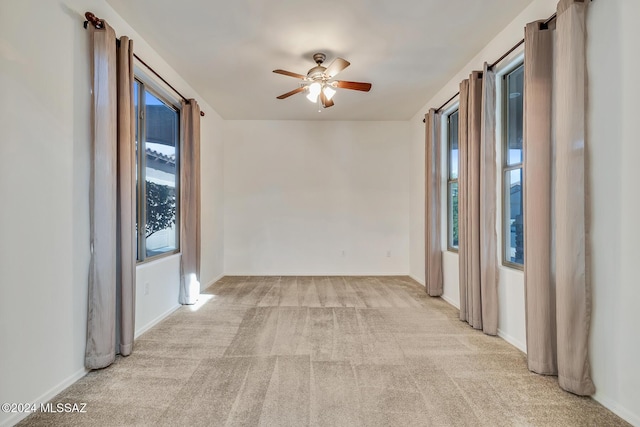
[486,12,558,70]
[83,12,205,117]
[488,39,525,70]
[423,9,561,122]
[436,92,460,115]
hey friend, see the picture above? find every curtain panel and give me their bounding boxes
[479,63,499,336]
[179,100,202,305]
[523,0,594,395]
[466,71,483,330]
[457,69,498,335]
[425,109,443,296]
[86,22,136,369]
[524,19,557,376]
[458,79,470,322]
[458,72,484,330]
[554,0,594,395]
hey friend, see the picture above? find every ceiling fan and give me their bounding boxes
[273,53,372,108]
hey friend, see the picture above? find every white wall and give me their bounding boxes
[200,109,226,289]
[409,0,640,424]
[408,113,426,285]
[134,255,180,337]
[588,1,640,424]
[224,120,411,275]
[0,1,224,426]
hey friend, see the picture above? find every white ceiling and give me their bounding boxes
[106,0,534,121]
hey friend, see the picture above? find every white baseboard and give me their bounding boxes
[593,393,640,427]
[0,367,88,427]
[438,296,528,354]
[202,273,225,290]
[134,304,180,339]
[497,328,527,354]
[408,274,425,286]
[134,273,225,339]
[441,294,460,309]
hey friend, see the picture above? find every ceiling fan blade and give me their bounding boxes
[276,87,305,99]
[335,80,372,92]
[273,69,306,79]
[320,91,334,108]
[324,58,350,78]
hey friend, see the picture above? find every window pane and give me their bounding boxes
[505,168,523,265]
[144,90,178,258]
[134,81,139,260]
[448,110,459,179]
[134,80,139,147]
[448,181,459,249]
[506,65,524,166]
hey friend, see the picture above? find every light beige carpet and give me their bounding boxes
[19,276,629,426]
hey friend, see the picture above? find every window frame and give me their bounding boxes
[500,61,525,270]
[134,75,181,264]
[443,105,460,253]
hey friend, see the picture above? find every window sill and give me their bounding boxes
[500,261,524,273]
[136,250,180,267]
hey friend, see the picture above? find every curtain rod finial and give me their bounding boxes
[84,12,103,29]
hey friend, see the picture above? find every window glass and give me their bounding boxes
[134,79,180,262]
[448,110,459,180]
[504,168,523,265]
[134,81,139,257]
[144,91,178,258]
[447,109,459,251]
[448,181,459,248]
[503,64,524,267]
[505,65,524,165]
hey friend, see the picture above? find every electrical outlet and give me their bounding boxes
[144,282,150,296]
[341,250,346,257]
[386,250,391,258]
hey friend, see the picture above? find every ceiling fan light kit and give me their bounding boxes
[273,52,372,110]
[306,82,322,102]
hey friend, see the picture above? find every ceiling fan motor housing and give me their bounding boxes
[307,66,327,81]
[306,53,328,81]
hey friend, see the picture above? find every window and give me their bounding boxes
[447,109,459,251]
[134,79,180,262]
[502,64,524,267]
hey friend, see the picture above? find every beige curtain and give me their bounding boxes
[179,100,201,305]
[458,79,469,322]
[554,0,594,395]
[524,0,594,395]
[86,22,136,369]
[479,63,498,336]
[458,69,498,335]
[458,72,483,330]
[425,109,443,296]
[524,19,557,376]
